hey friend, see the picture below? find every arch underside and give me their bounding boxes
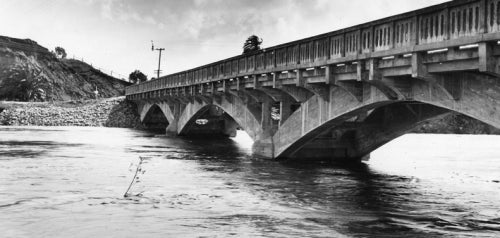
[177,94,263,142]
[141,103,170,131]
[281,102,451,161]
[274,73,500,161]
[178,104,240,138]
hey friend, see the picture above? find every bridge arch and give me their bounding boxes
[413,73,500,129]
[273,85,393,159]
[177,94,264,142]
[139,102,175,131]
[273,74,500,160]
[177,104,240,137]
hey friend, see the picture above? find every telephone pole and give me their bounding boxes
[151,41,165,79]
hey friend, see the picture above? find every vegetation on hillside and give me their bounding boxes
[54,46,67,59]
[0,37,130,102]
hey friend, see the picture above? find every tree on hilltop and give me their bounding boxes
[55,46,67,59]
[129,70,148,84]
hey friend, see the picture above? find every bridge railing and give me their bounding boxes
[126,0,500,96]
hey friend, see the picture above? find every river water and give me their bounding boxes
[0,126,499,237]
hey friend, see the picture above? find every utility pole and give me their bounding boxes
[151,40,165,79]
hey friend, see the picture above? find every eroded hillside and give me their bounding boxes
[0,35,130,101]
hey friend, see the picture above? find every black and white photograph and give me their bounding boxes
[1,0,499,237]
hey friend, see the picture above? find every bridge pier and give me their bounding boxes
[252,138,275,158]
[165,121,178,135]
[222,116,239,137]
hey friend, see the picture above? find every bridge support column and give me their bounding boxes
[222,116,239,137]
[279,97,293,125]
[165,102,184,136]
[165,120,178,135]
[252,100,275,158]
[261,100,275,133]
[252,137,275,158]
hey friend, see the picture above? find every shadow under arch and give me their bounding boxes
[176,95,263,142]
[178,104,241,138]
[142,104,170,132]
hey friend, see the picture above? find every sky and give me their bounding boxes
[0,0,449,80]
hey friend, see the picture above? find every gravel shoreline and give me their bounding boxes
[0,96,142,128]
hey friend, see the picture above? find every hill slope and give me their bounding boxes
[0,35,130,101]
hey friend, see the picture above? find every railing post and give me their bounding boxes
[443,8,450,40]
[236,60,240,75]
[356,29,362,54]
[479,0,488,33]
[273,50,277,68]
[390,22,395,49]
[369,26,375,52]
[411,16,419,46]
[297,44,302,65]
[341,34,346,57]
[253,55,257,71]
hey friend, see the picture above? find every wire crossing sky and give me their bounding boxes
[0,0,448,79]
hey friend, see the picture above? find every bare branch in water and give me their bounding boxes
[124,156,146,197]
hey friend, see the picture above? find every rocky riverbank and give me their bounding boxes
[0,96,142,128]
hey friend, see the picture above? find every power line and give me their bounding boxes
[70,55,128,82]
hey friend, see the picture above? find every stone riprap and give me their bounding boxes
[0,97,141,128]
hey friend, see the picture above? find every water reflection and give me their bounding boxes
[0,127,499,237]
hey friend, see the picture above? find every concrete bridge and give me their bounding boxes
[126,0,500,161]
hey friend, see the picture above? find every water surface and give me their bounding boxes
[0,126,499,237]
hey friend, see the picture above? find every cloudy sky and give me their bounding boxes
[1,0,448,79]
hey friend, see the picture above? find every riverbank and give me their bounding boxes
[0,97,142,128]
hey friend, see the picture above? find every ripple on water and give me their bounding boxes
[0,127,500,237]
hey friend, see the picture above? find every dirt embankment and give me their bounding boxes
[0,97,142,128]
[0,35,131,102]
